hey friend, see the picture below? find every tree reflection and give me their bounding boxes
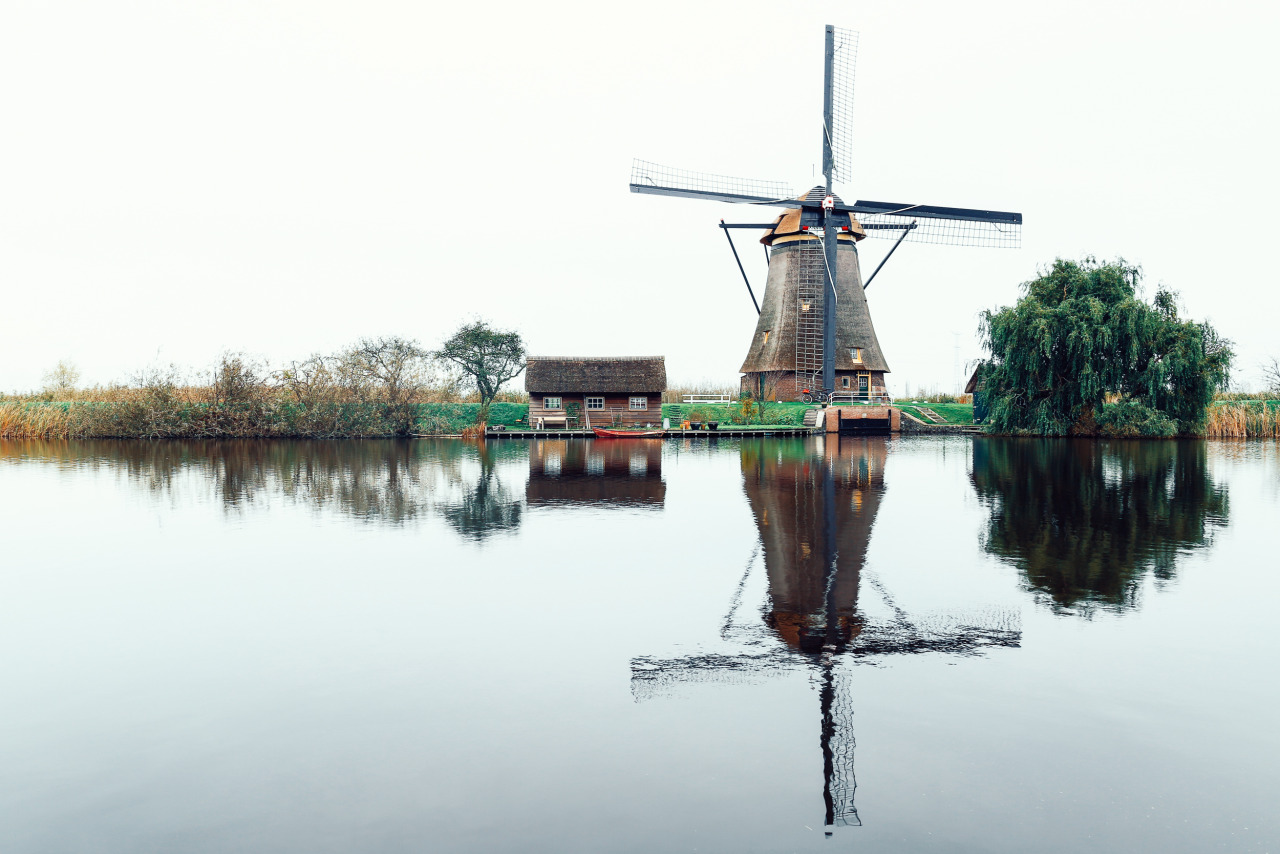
[970,439,1229,613]
[0,438,526,538]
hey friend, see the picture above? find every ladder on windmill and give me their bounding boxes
[794,236,827,397]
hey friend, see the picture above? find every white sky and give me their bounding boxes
[2,0,1277,394]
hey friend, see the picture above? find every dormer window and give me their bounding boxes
[852,347,863,363]
[763,330,771,344]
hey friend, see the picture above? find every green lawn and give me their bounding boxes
[892,402,976,425]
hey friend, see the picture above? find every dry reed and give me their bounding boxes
[1205,403,1280,438]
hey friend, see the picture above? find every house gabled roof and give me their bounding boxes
[525,356,666,393]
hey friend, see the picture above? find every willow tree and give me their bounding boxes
[978,258,1232,436]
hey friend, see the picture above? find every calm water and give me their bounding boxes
[1,436,1278,853]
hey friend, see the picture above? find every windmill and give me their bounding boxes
[631,26,1022,402]
[630,437,1021,832]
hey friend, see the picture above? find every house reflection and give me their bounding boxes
[970,439,1229,613]
[526,439,665,508]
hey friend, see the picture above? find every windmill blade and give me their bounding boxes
[630,159,799,207]
[851,200,1023,249]
[827,27,859,185]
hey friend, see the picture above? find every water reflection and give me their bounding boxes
[526,440,665,508]
[971,440,1230,613]
[632,437,1020,833]
[0,439,528,538]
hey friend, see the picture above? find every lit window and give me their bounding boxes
[629,396,647,410]
[543,396,562,410]
[586,397,604,410]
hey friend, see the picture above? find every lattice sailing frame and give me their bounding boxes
[828,27,859,185]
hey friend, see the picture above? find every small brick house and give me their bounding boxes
[526,356,667,428]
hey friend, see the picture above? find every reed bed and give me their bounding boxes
[1205,402,1280,438]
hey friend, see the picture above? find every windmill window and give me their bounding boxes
[842,376,851,388]
[543,396,562,410]
[629,396,647,410]
[585,397,605,410]
[852,347,863,362]
[801,303,811,312]
[763,330,771,344]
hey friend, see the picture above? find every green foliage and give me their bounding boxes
[1095,401,1178,438]
[436,320,526,406]
[979,258,1233,436]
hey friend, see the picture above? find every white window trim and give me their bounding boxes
[585,397,605,410]
[543,396,562,410]
[629,396,647,410]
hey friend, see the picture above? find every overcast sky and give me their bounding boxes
[2,0,1277,394]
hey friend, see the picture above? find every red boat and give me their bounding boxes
[591,427,665,439]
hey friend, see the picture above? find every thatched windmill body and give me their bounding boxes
[631,26,1022,401]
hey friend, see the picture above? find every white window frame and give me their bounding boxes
[841,376,850,388]
[585,397,605,410]
[629,396,647,410]
[543,396,562,410]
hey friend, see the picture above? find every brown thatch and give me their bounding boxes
[525,356,666,393]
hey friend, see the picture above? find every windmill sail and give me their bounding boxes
[630,160,797,206]
[828,27,859,186]
[854,201,1022,248]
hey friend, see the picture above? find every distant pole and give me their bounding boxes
[821,24,837,398]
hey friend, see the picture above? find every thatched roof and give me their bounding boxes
[525,356,667,393]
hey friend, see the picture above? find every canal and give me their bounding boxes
[1,437,1276,852]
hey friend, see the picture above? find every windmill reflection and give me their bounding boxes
[631,436,1020,833]
[971,439,1229,613]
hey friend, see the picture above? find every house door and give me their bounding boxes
[857,373,870,399]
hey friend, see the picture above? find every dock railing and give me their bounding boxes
[681,394,734,405]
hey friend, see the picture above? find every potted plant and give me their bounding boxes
[708,420,719,430]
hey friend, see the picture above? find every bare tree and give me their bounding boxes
[335,336,433,434]
[41,360,80,398]
[1264,357,1280,395]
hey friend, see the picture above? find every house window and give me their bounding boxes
[543,396,562,410]
[842,376,850,389]
[629,396,647,410]
[585,397,604,410]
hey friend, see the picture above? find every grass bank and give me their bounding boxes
[0,401,529,439]
[893,402,976,425]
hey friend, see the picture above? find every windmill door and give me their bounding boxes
[857,373,870,400]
